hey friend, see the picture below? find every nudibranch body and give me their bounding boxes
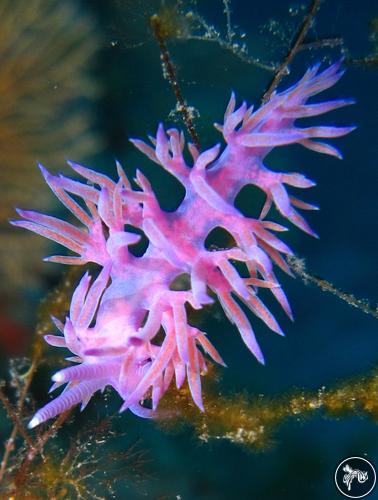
[11,62,355,428]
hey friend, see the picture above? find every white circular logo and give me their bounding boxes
[335,456,376,498]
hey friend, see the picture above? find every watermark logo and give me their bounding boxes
[335,457,376,498]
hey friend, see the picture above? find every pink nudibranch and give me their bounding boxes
[11,61,355,428]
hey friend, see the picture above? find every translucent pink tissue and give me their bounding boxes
[11,62,354,428]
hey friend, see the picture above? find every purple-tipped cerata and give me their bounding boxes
[11,62,355,428]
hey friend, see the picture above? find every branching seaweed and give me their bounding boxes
[158,366,378,450]
[5,415,149,498]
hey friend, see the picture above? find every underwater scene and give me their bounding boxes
[0,0,377,498]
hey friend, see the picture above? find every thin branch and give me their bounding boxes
[150,13,201,151]
[184,33,278,72]
[0,382,37,484]
[287,255,378,319]
[14,409,72,490]
[179,4,277,73]
[262,0,322,103]
[28,409,72,461]
[0,387,33,448]
[0,356,40,483]
[299,37,344,51]
[346,54,378,67]
[223,0,233,44]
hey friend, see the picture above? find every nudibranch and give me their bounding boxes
[11,61,355,428]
